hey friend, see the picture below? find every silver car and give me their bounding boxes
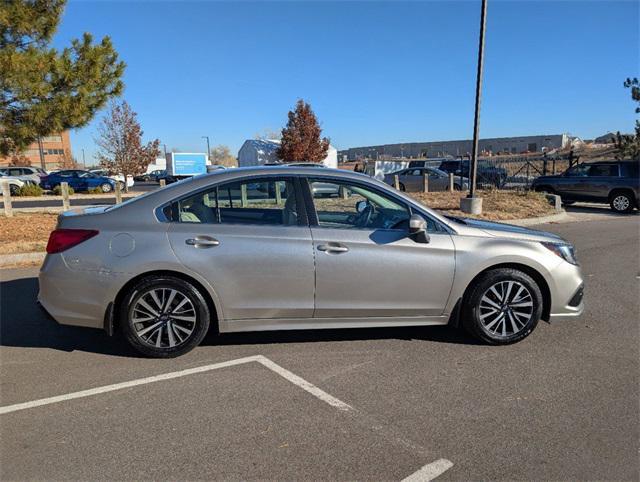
[383,167,468,192]
[38,167,584,358]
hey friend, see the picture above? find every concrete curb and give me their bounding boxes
[506,210,568,226]
[0,252,46,267]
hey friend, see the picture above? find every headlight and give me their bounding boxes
[542,242,578,265]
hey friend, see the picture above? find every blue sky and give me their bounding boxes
[56,0,639,163]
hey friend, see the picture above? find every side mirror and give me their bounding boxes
[409,214,430,243]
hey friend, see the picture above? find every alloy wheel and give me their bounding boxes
[612,195,630,212]
[130,288,197,348]
[478,280,534,338]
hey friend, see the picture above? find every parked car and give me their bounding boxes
[40,169,116,193]
[89,169,134,190]
[0,172,36,195]
[0,166,48,183]
[39,167,584,358]
[532,160,640,213]
[383,167,469,192]
[433,159,508,187]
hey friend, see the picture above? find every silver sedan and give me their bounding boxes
[39,167,584,357]
[383,167,468,192]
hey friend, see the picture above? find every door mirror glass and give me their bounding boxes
[355,200,368,213]
[409,214,430,243]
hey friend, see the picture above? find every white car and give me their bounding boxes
[0,173,36,195]
[0,166,47,184]
[90,169,134,190]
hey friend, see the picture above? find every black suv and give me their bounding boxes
[532,160,640,213]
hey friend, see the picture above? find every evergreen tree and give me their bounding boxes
[277,99,330,163]
[0,0,125,156]
[613,77,640,160]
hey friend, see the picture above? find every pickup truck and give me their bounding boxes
[532,160,639,213]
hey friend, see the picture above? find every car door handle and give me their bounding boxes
[185,236,220,248]
[317,243,349,253]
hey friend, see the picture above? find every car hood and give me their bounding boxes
[450,217,566,243]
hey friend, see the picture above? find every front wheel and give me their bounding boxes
[9,184,19,195]
[101,182,113,193]
[463,268,543,345]
[610,192,634,214]
[118,181,126,191]
[120,276,211,358]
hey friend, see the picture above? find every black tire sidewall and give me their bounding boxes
[463,268,543,345]
[120,276,210,358]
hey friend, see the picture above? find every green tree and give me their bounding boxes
[277,99,330,163]
[613,77,640,160]
[0,0,125,156]
[210,144,237,167]
[95,101,160,192]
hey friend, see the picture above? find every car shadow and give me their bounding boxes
[1,276,481,357]
[0,276,138,358]
[564,203,640,216]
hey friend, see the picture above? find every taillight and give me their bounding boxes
[46,229,99,254]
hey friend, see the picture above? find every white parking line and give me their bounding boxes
[401,459,454,481]
[0,354,352,415]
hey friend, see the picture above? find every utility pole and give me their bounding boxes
[202,136,211,160]
[461,0,488,215]
[37,137,46,170]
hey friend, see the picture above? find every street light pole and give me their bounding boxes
[468,0,488,200]
[202,136,211,160]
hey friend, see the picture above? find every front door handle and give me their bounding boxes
[185,236,220,248]
[317,243,349,254]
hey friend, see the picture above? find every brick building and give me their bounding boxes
[0,131,73,170]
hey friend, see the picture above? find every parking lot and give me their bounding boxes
[1,215,638,480]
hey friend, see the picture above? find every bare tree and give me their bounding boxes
[57,149,79,169]
[95,101,160,192]
[254,128,282,140]
[210,145,237,167]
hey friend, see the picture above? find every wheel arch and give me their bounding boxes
[107,269,220,336]
[459,262,552,322]
[608,187,636,206]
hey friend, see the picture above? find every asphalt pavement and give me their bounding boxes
[0,215,638,480]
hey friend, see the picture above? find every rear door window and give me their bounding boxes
[587,164,618,177]
[176,177,299,226]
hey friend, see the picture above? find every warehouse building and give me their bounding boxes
[339,134,571,161]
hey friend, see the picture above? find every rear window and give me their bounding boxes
[620,162,639,178]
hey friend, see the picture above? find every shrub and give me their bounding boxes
[17,184,44,197]
[52,185,75,195]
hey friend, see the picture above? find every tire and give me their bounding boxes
[100,182,113,193]
[462,268,543,345]
[9,184,19,195]
[399,183,406,192]
[453,183,461,191]
[609,191,634,214]
[120,275,211,358]
[118,181,125,191]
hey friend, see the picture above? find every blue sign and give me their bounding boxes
[171,153,207,176]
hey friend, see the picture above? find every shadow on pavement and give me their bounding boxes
[1,276,480,358]
[565,203,639,216]
[0,276,137,357]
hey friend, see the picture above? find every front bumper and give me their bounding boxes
[547,261,585,320]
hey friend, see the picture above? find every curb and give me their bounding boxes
[505,210,568,226]
[0,252,46,267]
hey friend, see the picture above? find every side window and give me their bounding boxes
[565,164,589,177]
[309,179,411,230]
[587,165,618,177]
[176,177,298,226]
[8,168,21,176]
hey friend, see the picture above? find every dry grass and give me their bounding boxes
[0,213,57,254]
[408,189,555,221]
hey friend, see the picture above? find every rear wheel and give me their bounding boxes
[120,276,211,358]
[463,268,543,345]
[101,182,113,193]
[610,192,634,213]
[9,184,19,195]
[399,183,406,191]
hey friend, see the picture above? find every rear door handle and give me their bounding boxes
[317,243,349,254]
[185,236,220,248]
